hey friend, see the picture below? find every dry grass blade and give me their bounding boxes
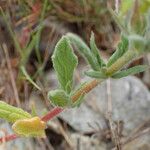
[2,43,21,106]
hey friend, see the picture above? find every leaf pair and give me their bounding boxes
[84,34,148,79]
[84,34,130,79]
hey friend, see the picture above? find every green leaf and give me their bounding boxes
[48,89,71,107]
[52,36,78,93]
[107,35,129,67]
[85,70,107,79]
[90,32,105,67]
[0,101,31,123]
[12,116,46,137]
[66,33,100,71]
[112,65,149,78]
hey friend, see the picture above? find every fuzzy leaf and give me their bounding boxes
[0,101,31,123]
[112,65,149,78]
[85,70,107,79]
[107,35,129,67]
[90,32,105,67]
[52,36,78,93]
[48,89,71,107]
[12,117,46,137]
[67,33,100,71]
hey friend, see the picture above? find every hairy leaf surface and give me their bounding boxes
[112,65,149,78]
[107,35,129,67]
[52,36,78,93]
[0,101,31,123]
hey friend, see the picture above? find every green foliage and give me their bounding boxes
[107,35,129,67]
[52,36,78,94]
[67,33,100,71]
[90,32,105,67]
[48,89,71,107]
[0,101,31,123]
[65,32,148,80]
[48,89,84,107]
[85,70,107,79]
[112,65,149,78]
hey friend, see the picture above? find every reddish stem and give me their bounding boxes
[0,134,18,143]
[41,107,63,122]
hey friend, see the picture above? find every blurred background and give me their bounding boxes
[0,0,150,150]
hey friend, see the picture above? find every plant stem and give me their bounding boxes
[106,50,137,75]
[0,79,101,143]
[0,50,138,143]
[41,50,139,122]
[0,134,18,143]
[42,79,101,122]
[41,107,63,122]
